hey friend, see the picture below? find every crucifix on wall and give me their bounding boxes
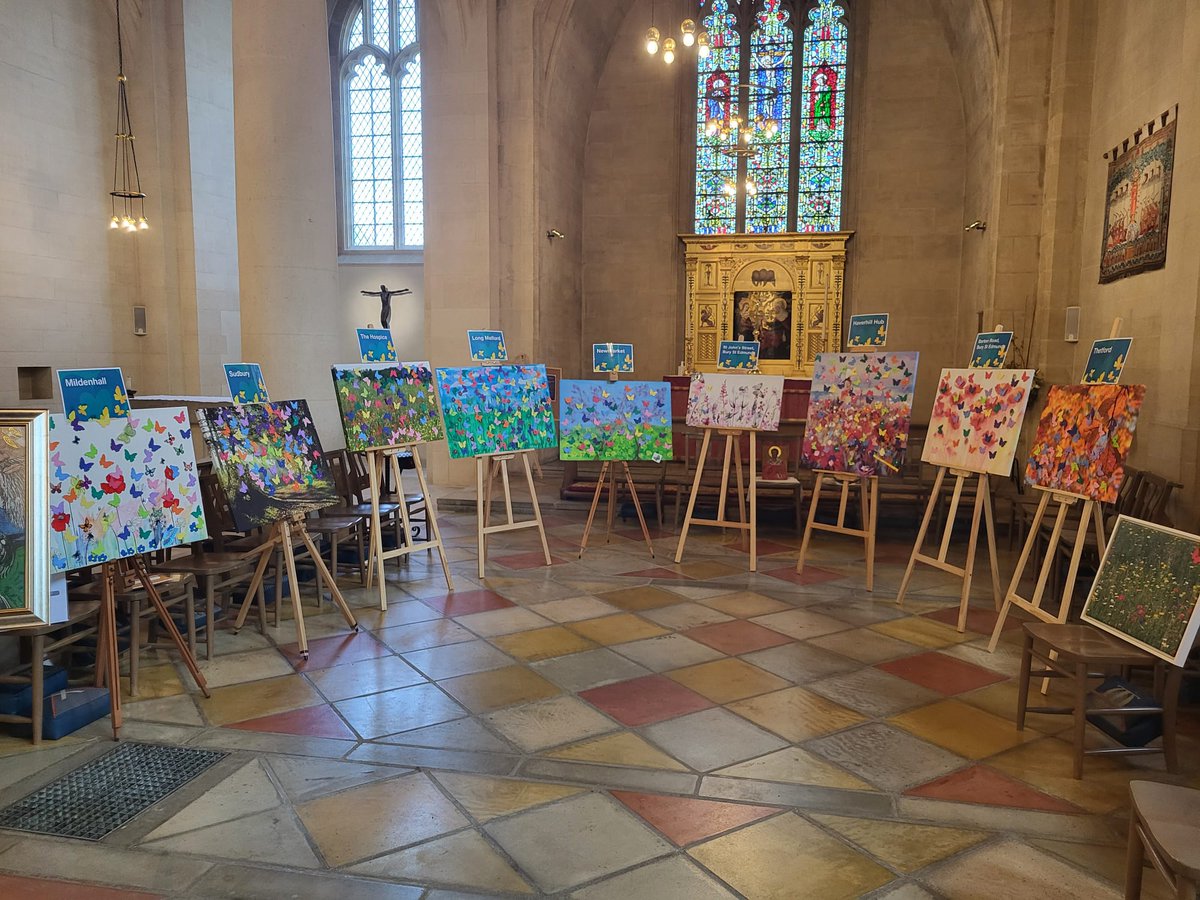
[359,284,411,329]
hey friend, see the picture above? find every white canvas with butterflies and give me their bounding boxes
[49,407,208,573]
[920,368,1035,477]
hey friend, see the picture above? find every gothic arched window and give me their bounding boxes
[693,0,848,234]
[337,0,423,250]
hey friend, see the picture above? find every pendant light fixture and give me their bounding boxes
[644,0,708,65]
[108,0,148,233]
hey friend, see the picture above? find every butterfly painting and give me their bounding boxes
[921,368,1035,477]
[1024,383,1144,502]
[685,373,784,431]
[332,362,445,451]
[801,352,919,476]
[48,407,208,574]
[558,380,673,462]
[198,399,338,531]
[435,365,556,459]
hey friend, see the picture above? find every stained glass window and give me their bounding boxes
[693,0,848,234]
[338,1,423,250]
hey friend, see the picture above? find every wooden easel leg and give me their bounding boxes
[604,462,617,544]
[367,450,388,610]
[940,472,966,561]
[521,451,552,566]
[233,544,275,631]
[988,491,1053,652]
[733,436,746,527]
[279,522,309,657]
[98,569,122,740]
[476,457,487,579]
[896,467,947,605]
[675,429,713,563]
[296,526,359,630]
[796,472,827,575]
[579,462,609,558]
[748,432,758,572]
[980,476,1002,610]
[410,449,453,590]
[499,457,516,527]
[622,462,656,558]
[131,559,211,697]
[1056,502,1094,623]
[716,433,733,527]
[956,475,987,633]
[864,475,878,592]
[391,453,416,568]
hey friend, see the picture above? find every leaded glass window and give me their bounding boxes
[693,0,848,234]
[338,0,423,250]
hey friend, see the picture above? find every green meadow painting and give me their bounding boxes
[332,362,444,451]
[558,380,673,462]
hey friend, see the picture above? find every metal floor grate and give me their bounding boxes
[0,742,227,841]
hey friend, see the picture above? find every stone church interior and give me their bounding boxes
[1,0,1199,897]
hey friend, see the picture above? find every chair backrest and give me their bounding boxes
[1125,471,1175,524]
[1111,465,1142,514]
[199,471,238,549]
[326,449,360,504]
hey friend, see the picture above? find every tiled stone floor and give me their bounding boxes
[0,492,1196,899]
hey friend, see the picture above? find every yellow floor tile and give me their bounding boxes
[715,747,872,790]
[433,772,585,822]
[869,616,975,648]
[296,772,468,867]
[490,626,597,661]
[198,674,324,726]
[889,699,1038,759]
[701,591,793,617]
[728,687,865,743]
[689,813,892,900]
[812,814,988,872]
[544,732,689,771]
[126,663,186,700]
[679,560,743,580]
[599,586,683,612]
[439,665,561,713]
[986,737,1152,814]
[956,680,1073,735]
[567,614,667,646]
[667,658,789,704]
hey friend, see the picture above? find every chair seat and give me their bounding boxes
[1024,622,1152,665]
[305,515,365,535]
[153,552,259,577]
[1130,781,1200,879]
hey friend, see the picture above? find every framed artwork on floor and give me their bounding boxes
[0,410,49,631]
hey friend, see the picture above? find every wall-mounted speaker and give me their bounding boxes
[133,306,147,336]
[1064,306,1081,343]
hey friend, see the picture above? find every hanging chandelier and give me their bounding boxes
[645,0,710,65]
[108,0,148,233]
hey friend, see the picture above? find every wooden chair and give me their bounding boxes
[754,435,804,530]
[1125,780,1200,899]
[1017,622,1182,778]
[151,548,264,659]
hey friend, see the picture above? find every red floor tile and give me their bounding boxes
[229,703,356,740]
[494,551,570,570]
[876,651,1006,696]
[923,606,1023,635]
[612,790,780,846]
[618,567,694,580]
[905,765,1085,813]
[580,674,714,726]
[421,589,515,616]
[0,874,161,900]
[762,566,845,586]
[684,620,793,655]
[279,631,390,670]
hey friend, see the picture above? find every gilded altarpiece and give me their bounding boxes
[681,233,852,377]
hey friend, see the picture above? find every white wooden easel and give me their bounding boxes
[797,471,879,590]
[675,429,759,571]
[896,467,1002,628]
[363,445,452,609]
[476,450,551,578]
[579,461,655,558]
[232,516,359,658]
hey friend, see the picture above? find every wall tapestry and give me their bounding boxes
[49,407,207,574]
[921,368,1035,477]
[685,373,785,431]
[558,380,673,462]
[332,362,444,452]
[0,411,49,630]
[198,399,338,531]
[1082,516,1200,666]
[1024,383,1144,503]
[435,365,556,459]
[801,352,918,476]
[1099,116,1175,283]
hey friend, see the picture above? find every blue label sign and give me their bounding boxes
[357,328,398,363]
[468,330,508,362]
[717,341,760,370]
[592,343,634,373]
[57,367,129,423]
[224,363,269,403]
[1082,338,1132,385]
[969,332,1014,369]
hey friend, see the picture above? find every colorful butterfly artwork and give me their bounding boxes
[685,373,784,432]
[558,380,673,462]
[801,352,919,476]
[332,362,445,451]
[48,407,207,574]
[921,368,1035,477]
[197,399,338,531]
[434,365,556,459]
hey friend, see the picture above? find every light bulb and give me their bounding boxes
[746,180,758,197]
[705,119,719,137]
[722,180,736,197]
[109,216,119,230]
[645,26,660,55]
[680,18,695,46]
[137,217,149,230]
[767,119,779,136]
[662,37,675,64]
[697,31,710,58]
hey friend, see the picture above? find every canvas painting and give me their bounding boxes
[1082,516,1200,666]
[559,380,673,462]
[921,368,1035,477]
[435,365,557,459]
[1100,117,1175,283]
[49,407,207,574]
[801,352,918,476]
[0,411,50,630]
[332,362,444,452]
[198,399,338,532]
[1024,383,1144,503]
[685,373,785,431]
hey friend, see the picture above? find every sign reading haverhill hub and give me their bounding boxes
[357,328,398,363]
[57,367,129,423]
[223,363,269,404]
[846,313,889,349]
